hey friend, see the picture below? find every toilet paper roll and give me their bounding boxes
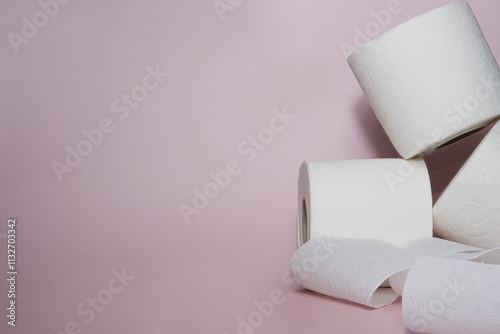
[433,120,500,249]
[347,1,500,159]
[289,237,414,308]
[402,256,500,334]
[298,158,432,247]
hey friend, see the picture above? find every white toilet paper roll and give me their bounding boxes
[289,237,414,308]
[433,120,500,249]
[298,158,432,247]
[347,1,500,159]
[403,256,500,334]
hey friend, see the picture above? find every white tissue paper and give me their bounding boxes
[347,1,500,159]
[434,120,500,249]
[289,236,500,310]
[403,256,500,334]
[389,237,500,296]
[297,159,432,247]
[289,237,414,308]
[402,237,483,258]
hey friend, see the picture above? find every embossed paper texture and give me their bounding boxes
[347,1,500,159]
[433,120,500,249]
[403,256,500,334]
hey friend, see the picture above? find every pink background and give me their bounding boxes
[1,0,499,333]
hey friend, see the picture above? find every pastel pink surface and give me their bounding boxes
[0,0,499,333]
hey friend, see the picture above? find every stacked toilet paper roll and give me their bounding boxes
[288,2,500,334]
[433,120,500,249]
[347,1,500,159]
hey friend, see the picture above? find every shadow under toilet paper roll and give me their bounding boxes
[433,119,500,249]
[298,159,432,247]
[347,1,500,159]
[422,124,491,203]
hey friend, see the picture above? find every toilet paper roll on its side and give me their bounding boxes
[434,120,500,249]
[298,158,432,247]
[289,237,414,308]
[403,256,500,334]
[347,1,500,159]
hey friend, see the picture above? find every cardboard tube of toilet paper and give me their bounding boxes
[297,158,432,247]
[289,237,415,308]
[433,120,500,249]
[347,1,500,159]
[402,256,500,334]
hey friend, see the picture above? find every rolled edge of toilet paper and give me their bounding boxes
[433,120,500,249]
[289,237,414,308]
[402,256,500,334]
[347,1,500,159]
[297,158,433,248]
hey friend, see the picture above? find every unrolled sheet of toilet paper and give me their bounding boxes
[434,120,500,249]
[297,159,432,247]
[289,237,414,308]
[389,237,500,296]
[402,237,482,258]
[347,1,500,159]
[404,237,500,263]
[403,256,500,334]
[289,237,500,310]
